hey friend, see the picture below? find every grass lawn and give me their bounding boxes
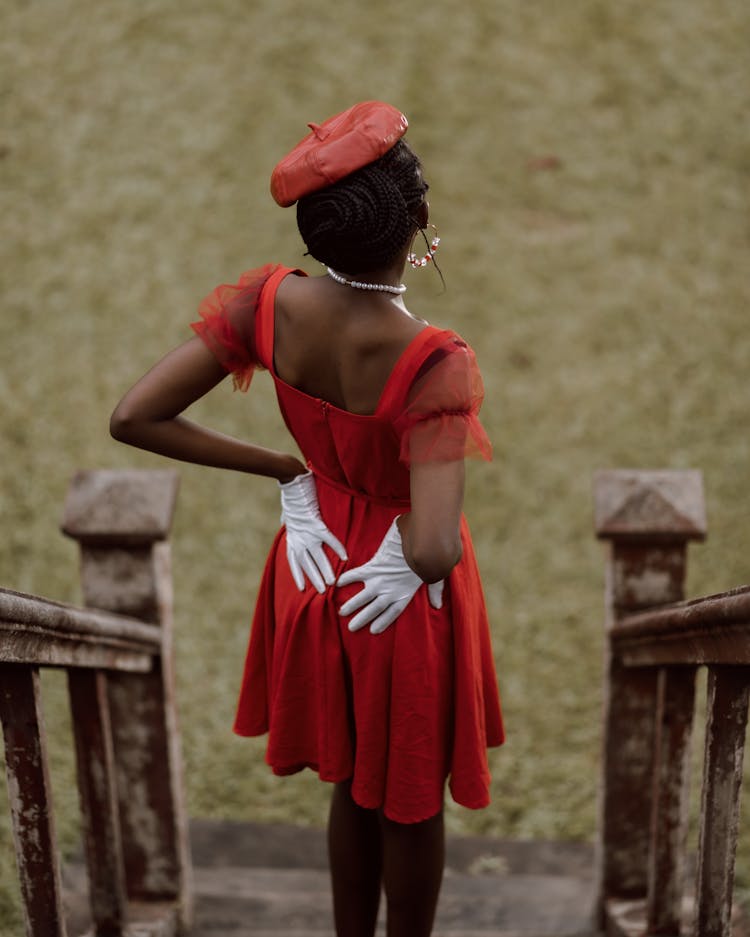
[1,0,749,931]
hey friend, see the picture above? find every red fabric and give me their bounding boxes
[190,264,281,391]
[222,265,504,824]
[394,338,492,465]
[270,101,409,206]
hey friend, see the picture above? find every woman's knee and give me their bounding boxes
[380,811,444,885]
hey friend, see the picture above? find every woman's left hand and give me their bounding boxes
[279,471,348,593]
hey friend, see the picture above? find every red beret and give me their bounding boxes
[270,101,409,207]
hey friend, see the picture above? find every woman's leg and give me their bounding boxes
[328,780,383,937]
[380,809,445,937]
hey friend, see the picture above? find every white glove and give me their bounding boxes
[337,517,444,634]
[279,471,347,594]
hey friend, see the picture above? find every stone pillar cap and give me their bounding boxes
[593,469,706,542]
[62,469,180,545]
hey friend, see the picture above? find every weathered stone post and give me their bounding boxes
[61,469,192,932]
[592,469,706,928]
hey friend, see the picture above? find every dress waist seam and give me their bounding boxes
[311,469,411,508]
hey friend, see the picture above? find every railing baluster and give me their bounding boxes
[646,666,696,936]
[694,665,750,937]
[68,667,127,936]
[0,664,67,937]
[599,656,659,900]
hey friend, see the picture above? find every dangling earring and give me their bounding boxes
[407,224,440,268]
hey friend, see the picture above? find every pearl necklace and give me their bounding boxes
[326,267,407,295]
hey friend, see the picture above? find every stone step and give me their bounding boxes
[64,819,598,936]
[188,866,596,936]
[188,819,596,878]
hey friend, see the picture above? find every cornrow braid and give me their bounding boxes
[296,140,429,275]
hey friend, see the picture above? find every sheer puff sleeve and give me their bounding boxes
[394,336,493,465]
[190,263,280,391]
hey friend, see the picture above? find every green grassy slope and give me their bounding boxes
[1,0,749,930]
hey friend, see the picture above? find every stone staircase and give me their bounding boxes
[64,819,598,936]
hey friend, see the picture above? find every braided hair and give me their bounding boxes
[296,140,429,274]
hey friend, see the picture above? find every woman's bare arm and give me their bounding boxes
[399,459,465,583]
[110,336,306,482]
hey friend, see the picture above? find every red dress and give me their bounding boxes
[192,263,504,824]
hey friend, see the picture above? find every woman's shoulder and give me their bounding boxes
[273,264,310,295]
[406,326,477,376]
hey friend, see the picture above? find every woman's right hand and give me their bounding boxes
[336,517,444,634]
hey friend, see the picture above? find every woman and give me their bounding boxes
[111,101,503,937]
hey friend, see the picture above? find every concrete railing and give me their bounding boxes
[0,469,192,937]
[594,469,749,937]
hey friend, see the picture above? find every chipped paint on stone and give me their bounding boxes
[617,566,671,606]
[609,545,687,614]
[693,667,750,937]
[646,667,695,934]
[0,665,67,936]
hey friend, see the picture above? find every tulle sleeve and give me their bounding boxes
[189,263,279,391]
[394,337,493,465]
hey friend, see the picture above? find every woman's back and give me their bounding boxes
[273,273,427,415]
